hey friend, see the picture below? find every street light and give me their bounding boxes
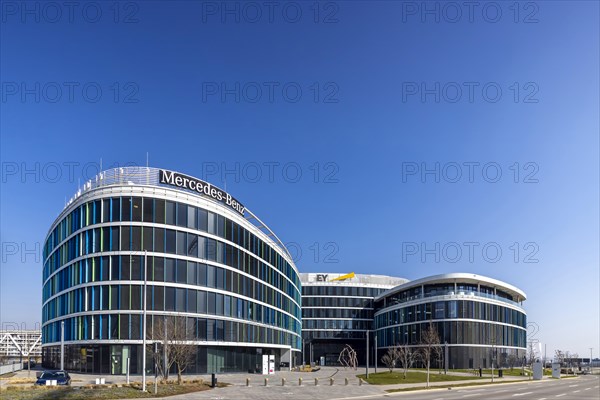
[130,250,149,392]
[142,250,148,392]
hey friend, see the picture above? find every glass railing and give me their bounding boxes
[384,290,521,308]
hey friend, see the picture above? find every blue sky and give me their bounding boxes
[1,1,598,358]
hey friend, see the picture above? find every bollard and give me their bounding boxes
[345,377,349,386]
[246,378,250,387]
[330,377,334,386]
[282,378,285,386]
[359,378,363,386]
[315,378,319,386]
[299,377,302,386]
[264,378,268,386]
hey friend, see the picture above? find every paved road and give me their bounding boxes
[378,376,600,400]
[160,375,599,400]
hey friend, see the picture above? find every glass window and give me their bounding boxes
[131,285,141,310]
[187,234,198,257]
[154,286,164,311]
[176,259,187,284]
[217,215,225,238]
[165,287,175,311]
[176,288,185,311]
[143,198,154,222]
[120,314,129,339]
[176,231,186,255]
[197,291,206,314]
[206,239,217,261]
[197,208,208,232]
[154,228,165,253]
[131,226,142,251]
[120,285,130,310]
[130,256,141,280]
[198,263,207,286]
[187,262,197,285]
[207,265,215,288]
[154,199,165,224]
[111,197,121,222]
[102,199,111,223]
[207,292,216,314]
[177,203,187,227]
[165,230,176,254]
[165,258,175,282]
[143,227,153,252]
[111,226,120,251]
[166,201,176,225]
[216,268,225,290]
[207,212,216,234]
[187,206,197,229]
[132,197,142,221]
[216,293,224,315]
[188,290,197,313]
[122,197,132,221]
[110,285,119,310]
[121,256,131,280]
[153,257,164,281]
[121,226,130,251]
[224,295,231,317]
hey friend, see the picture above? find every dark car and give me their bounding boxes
[35,370,71,386]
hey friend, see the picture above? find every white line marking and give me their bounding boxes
[512,392,533,396]
[573,390,580,393]
[555,394,566,397]
[568,384,579,387]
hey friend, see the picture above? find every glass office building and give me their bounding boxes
[374,273,527,369]
[42,167,301,374]
[300,273,407,366]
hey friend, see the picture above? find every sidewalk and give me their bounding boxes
[0,366,553,400]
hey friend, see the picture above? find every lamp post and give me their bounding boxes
[142,250,148,392]
[374,332,377,373]
[366,330,369,379]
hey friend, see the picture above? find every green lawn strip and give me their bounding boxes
[0,382,221,400]
[357,371,484,385]
[385,379,529,393]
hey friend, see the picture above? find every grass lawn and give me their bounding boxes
[0,382,222,400]
[357,371,484,385]
[386,380,523,393]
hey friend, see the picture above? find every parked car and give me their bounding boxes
[35,370,71,386]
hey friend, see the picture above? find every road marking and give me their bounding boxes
[461,394,479,398]
[585,387,591,390]
[538,398,547,400]
[572,390,580,393]
[555,394,566,397]
[568,384,579,387]
[512,392,533,396]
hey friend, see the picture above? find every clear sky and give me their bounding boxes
[1,1,598,359]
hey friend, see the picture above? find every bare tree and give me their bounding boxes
[527,342,538,369]
[338,344,358,370]
[149,316,196,384]
[397,345,418,379]
[554,350,565,366]
[419,323,442,388]
[507,354,518,371]
[381,348,399,373]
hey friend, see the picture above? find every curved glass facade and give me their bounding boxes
[42,168,301,374]
[374,276,527,369]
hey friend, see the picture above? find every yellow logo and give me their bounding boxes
[330,272,355,281]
